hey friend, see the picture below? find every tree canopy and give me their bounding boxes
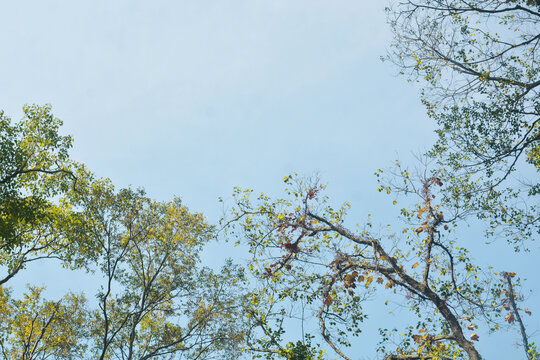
[81,184,247,360]
[220,1,540,358]
[224,173,536,359]
[0,105,95,284]
[1,1,539,359]
[1,104,79,249]
[0,106,248,360]
[386,0,540,246]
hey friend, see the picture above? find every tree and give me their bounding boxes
[220,3,540,358]
[386,0,540,246]
[225,175,536,359]
[222,2,540,355]
[0,105,93,284]
[79,183,247,360]
[0,286,88,360]
[0,106,249,360]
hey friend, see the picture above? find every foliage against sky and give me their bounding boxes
[0,1,539,360]
[387,0,540,247]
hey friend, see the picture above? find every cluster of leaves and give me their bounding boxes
[0,286,88,359]
[0,105,95,285]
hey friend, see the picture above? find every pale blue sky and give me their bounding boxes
[0,0,433,213]
[1,1,537,359]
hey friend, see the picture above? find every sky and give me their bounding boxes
[1,1,538,359]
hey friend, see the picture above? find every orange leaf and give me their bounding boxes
[412,263,419,269]
[505,313,515,324]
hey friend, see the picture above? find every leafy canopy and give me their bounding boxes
[386,0,540,245]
